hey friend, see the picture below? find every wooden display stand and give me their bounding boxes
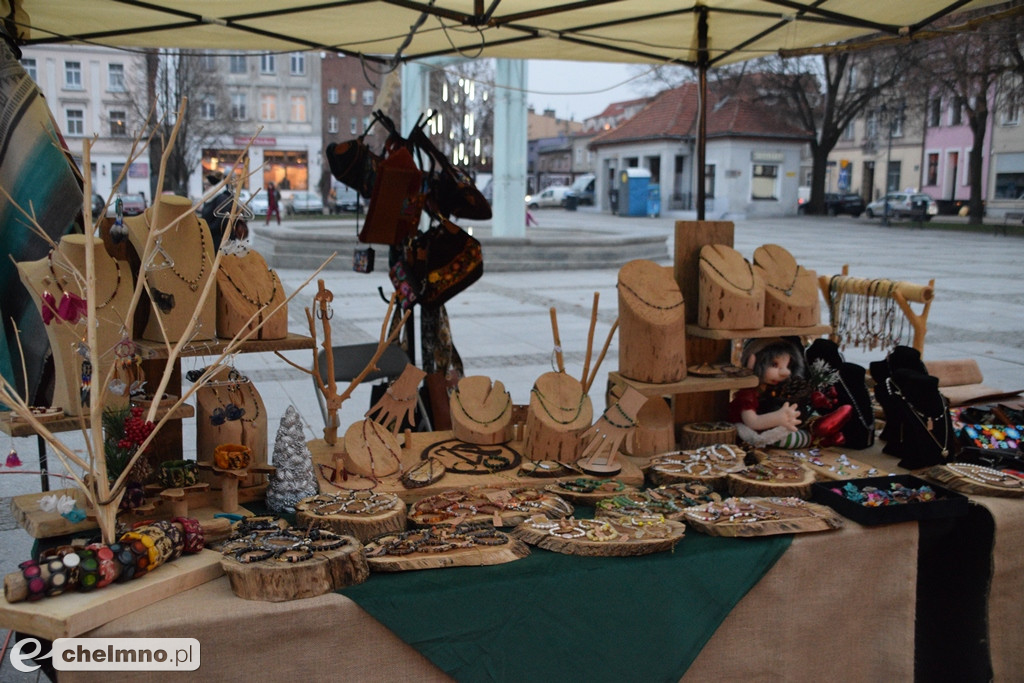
[343,418,404,477]
[927,463,1024,498]
[125,195,216,343]
[617,259,687,383]
[626,397,675,458]
[195,366,269,488]
[365,534,530,572]
[683,497,844,537]
[523,372,593,463]
[16,235,133,416]
[697,244,764,330]
[753,244,820,327]
[450,376,514,445]
[295,492,408,541]
[216,250,288,340]
[513,517,686,557]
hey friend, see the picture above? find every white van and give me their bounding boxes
[526,185,573,209]
[570,174,596,205]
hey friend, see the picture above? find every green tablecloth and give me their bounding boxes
[340,531,791,682]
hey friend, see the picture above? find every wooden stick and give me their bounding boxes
[580,292,599,386]
[549,307,565,373]
[584,318,619,394]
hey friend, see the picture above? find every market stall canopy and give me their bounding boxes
[3,0,1010,67]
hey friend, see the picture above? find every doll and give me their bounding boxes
[729,337,851,449]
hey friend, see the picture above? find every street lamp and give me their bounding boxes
[878,101,905,227]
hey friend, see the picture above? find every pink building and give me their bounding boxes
[920,93,992,212]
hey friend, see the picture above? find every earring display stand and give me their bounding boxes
[523,371,593,463]
[617,259,687,383]
[195,366,269,488]
[698,244,765,330]
[753,244,820,327]
[125,195,216,344]
[216,250,288,340]
[16,235,133,417]
[450,376,515,445]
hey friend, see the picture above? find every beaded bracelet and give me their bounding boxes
[86,543,122,587]
[118,531,157,576]
[75,548,101,592]
[19,560,46,601]
[234,547,275,563]
[139,524,173,567]
[173,517,206,553]
[276,545,314,563]
[305,529,347,552]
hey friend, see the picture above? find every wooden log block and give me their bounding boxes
[679,421,737,449]
[617,259,687,383]
[626,397,675,459]
[294,492,408,542]
[673,220,734,325]
[523,372,593,463]
[697,244,764,329]
[753,244,820,327]
[926,463,1024,498]
[682,497,843,537]
[365,534,530,572]
[450,376,515,445]
[513,516,685,556]
[215,250,288,339]
[727,458,816,499]
[343,419,403,478]
[220,535,368,601]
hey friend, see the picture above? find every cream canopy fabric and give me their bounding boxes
[3,0,1009,66]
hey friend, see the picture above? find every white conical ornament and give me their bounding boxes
[265,405,319,513]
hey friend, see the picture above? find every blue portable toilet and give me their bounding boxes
[618,168,651,217]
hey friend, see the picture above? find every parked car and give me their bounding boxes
[526,185,573,209]
[798,192,865,217]
[285,191,325,215]
[865,192,938,221]
[330,185,364,213]
[117,192,147,216]
[91,193,106,218]
[570,174,596,205]
[248,192,269,216]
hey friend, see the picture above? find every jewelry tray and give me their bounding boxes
[810,474,969,526]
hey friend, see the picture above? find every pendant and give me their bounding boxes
[941,448,949,458]
[926,418,934,431]
[190,283,199,292]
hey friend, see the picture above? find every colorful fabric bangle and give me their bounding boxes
[173,517,206,554]
[86,543,122,587]
[75,548,101,592]
[19,560,46,602]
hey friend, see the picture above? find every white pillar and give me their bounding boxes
[401,61,430,136]
[493,59,527,238]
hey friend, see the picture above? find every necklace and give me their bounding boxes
[886,376,950,458]
[220,260,279,308]
[616,280,684,310]
[144,213,207,291]
[47,250,122,308]
[530,386,586,425]
[213,382,261,424]
[361,419,402,475]
[835,373,872,430]
[453,387,511,425]
[699,255,755,294]
[601,401,637,429]
[764,267,799,297]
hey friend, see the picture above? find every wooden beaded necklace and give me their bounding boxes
[699,254,755,294]
[144,213,207,291]
[47,250,122,309]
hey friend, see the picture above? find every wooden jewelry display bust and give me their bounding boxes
[16,235,133,416]
[753,244,820,327]
[617,259,687,383]
[216,250,288,340]
[195,366,269,484]
[450,376,515,445]
[524,371,593,463]
[125,195,216,343]
[697,244,765,329]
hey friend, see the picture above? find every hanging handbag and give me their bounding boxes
[413,213,483,309]
[324,135,379,199]
[359,140,425,245]
[409,124,491,220]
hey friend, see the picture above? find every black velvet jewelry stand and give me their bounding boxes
[805,339,875,449]
[870,345,928,445]
[886,367,959,469]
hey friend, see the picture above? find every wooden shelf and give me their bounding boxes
[134,332,314,359]
[608,371,757,398]
[685,324,832,341]
[0,403,195,438]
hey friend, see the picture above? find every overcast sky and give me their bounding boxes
[525,60,653,122]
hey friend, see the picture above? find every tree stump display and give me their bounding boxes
[753,244,820,327]
[727,457,816,498]
[926,463,1024,498]
[364,524,530,572]
[450,376,515,445]
[343,418,403,478]
[219,527,368,601]
[617,259,687,383]
[697,244,764,330]
[626,397,675,459]
[771,447,887,480]
[215,250,288,340]
[644,443,747,489]
[543,478,641,505]
[294,491,407,541]
[523,372,593,463]
[679,421,738,449]
[513,515,686,557]
[408,487,573,527]
[682,496,844,537]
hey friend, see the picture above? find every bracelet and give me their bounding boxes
[118,531,158,576]
[19,560,46,602]
[142,521,180,564]
[234,547,275,563]
[158,459,198,488]
[173,517,206,553]
[276,545,314,563]
[306,529,347,552]
[42,558,71,597]
[86,543,122,587]
[110,542,137,583]
[75,548,101,592]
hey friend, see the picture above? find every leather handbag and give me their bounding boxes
[324,136,379,198]
[359,142,425,245]
[413,213,483,309]
[409,125,491,220]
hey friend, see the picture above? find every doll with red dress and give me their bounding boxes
[728,337,851,449]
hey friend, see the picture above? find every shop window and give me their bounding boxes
[263,150,309,191]
[108,63,125,92]
[260,54,276,74]
[994,172,1024,199]
[290,96,307,123]
[66,109,84,136]
[230,55,246,74]
[751,164,777,200]
[290,53,305,75]
[109,110,127,137]
[260,94,277,121]
[64,61,82,89]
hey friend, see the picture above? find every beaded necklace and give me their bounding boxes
[220,260,279,307]
[600,401,637,429]
[144,213,207,291]
[699,255,755,294]
[616,279,684,310]
[47,250,122,309]
[763,266,799,297]
[530,385,586,425]
[886,376,950,458]
[453,386,511,425]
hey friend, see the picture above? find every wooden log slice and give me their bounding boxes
[519,459,574,478]
[763,447,887,480]
[544,479,641,505]
[926,464,1024,498]
[364,526,530,571]
[682,496,844,537]
[343,418,403,478]
[753,244,820,328]
[727,458,817,499]
[642,444,746,490]
[450,376,515,444]
[626,397,675,459]
[220,532,368,601]
[524,372,593,463]
[697,244,764,330]
[408,487,573,527]
[294,491,407,542]
[679,421,738,449]
[617,259,687,383]
[592,490,690,521]
[513,516,685,557]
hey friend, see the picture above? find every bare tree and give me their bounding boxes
[423,59,495,177]
[122,50,235,197]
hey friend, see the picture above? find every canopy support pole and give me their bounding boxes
[696,6,709,221]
